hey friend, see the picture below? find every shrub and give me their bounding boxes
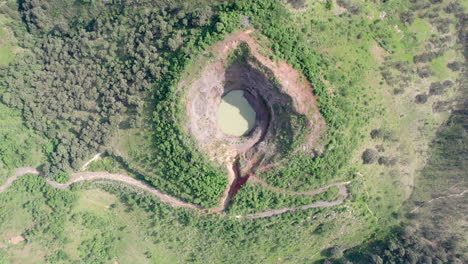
[378,156,397,166]
[382,130,398,142]
[376,144,385,152]
[444,2,463,14]
[287,0,306,9]
[53,171,70,184]
[442,80,454,88]
[429,82,444,95]
[400,11,415,25]
[414,52,438,64]
[447,61,462,71]
[336,0,361,14]
[328,246,344,258]
[362,149,379,164]
[415,94,428,104]
[370,129,383,139]
[393,88,405,95]
[432,101,449,113]
[417,67,433,78]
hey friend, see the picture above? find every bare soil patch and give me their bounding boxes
[9,235,25,245]
[371,42,388,64]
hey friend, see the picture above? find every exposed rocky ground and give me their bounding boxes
[182,30,326,178]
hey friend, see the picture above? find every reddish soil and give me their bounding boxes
[229,175,251,200]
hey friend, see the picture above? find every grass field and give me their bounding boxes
[259,0,465,256]
[0,181,181,263]
[0,14,16,65]
[0,30,13,65]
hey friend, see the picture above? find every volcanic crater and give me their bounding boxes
[182,30,326,209]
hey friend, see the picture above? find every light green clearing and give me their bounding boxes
[0,27,14,65]
[217,90,256,136]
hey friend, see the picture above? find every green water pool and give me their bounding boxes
[217,90,256,136]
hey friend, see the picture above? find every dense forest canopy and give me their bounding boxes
[1,0,232,206]
[2,0,215,172]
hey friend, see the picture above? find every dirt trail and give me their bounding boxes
[50,172,202,209]
[3,167,200,209]
[410,189,468,213]
[244,198,345,219]
[249,175,350,196]
[1,167,350,218]
[0,167,39,193]
[241,180,351,219]
[80,152,103,171]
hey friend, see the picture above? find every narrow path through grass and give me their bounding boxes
[1,167,351,219]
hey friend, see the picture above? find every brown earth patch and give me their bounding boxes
[9,235,25,245]
[371,41,388,64]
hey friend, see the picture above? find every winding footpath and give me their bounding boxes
[0,167,39,193]
[241,182,350,219]
[410,189,468,213]
[0,167,350,219]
